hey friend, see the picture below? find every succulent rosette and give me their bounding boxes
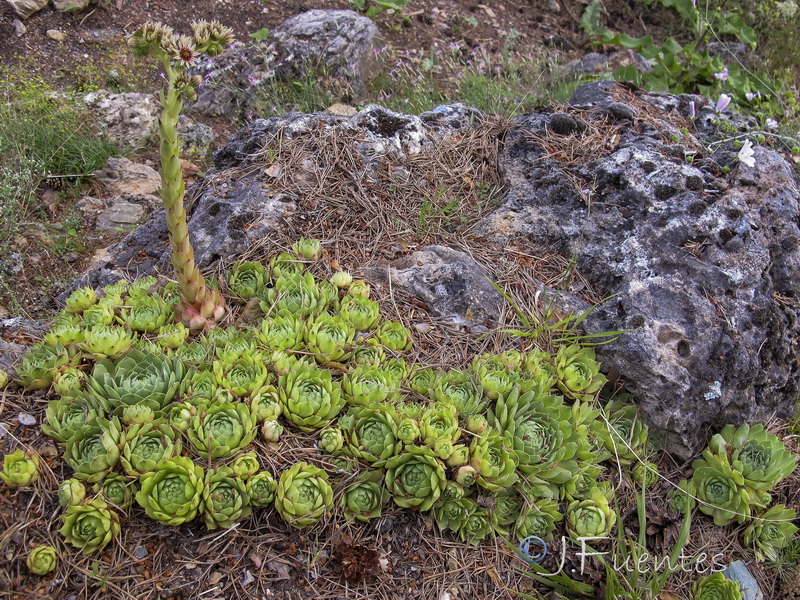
[420,403,461,448]
[275,462,334,528]
[396,417,421,444]
[668,479,697,513]
[492,490,523,534]
[434,497,471,532]
[432,370,487,418]
[566,487,617,539]
[120,422,182,476]
[292,237,322,261]
[260,420,285,442]
[43,393,105,444]
[406,366,438,396]
[59,478,87,507]
[515,496,562,542]
[278,365,345,432]
[707,424,796,493]
[230,452,260,480]
[0,449,40,488]
[44,324,85,347]
[121,295,171,333]
[77,325,136,360]
[339,295,381,331]
[342,366,399,406]
[340,405,401,466]
[490,385,579,484]
[303,313,355,363]
[201,466,252,529]
[446,444,470,467]
[742,504,799,562]
[59,498,120,555]
[210,328,258,361]
[348,280,371,298]
[457,498,495,545]
[135,456,205,525]
[126,275,157,300]
[330,270,353,288]
[560,464,603,502]
[87,350,184,414]
[521,349,557,391]
[455,465,478,487]
[469,430,519,492]
[269,251,304,278]
[259,272,331,318]
[228,261,268,299]
[15,342,79,390]
[64,418,122,483]
[174,341,212,364]
[82,304,116,327]
[382,357,410,383]
[52,367,87,396]
[94,473,136,509]
[384,446,446,511]
[250,390,282,423]
[122,403,159,425]
[0,369,8,388]
[180,369,218,400]
[465,414,488,435]
[690,572,744,600]
[632,461,660,488]
[187,401,258,459]
[256,314,304,351]
[340,471,386,522]
[472,354,518,400]
[213,354,271,398]
[247,470,278,507]
[168,398,209,433]
[65,286,98,313]
[591,398,650,465]
[156,323,190,349]
[376,321,413,352]
[319,427,345,454]
[27,545,58,576]
[553,344,606,402]
[691,451,755,526]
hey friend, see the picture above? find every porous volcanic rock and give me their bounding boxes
[477,81,800,457]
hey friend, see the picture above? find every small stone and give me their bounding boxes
[241,569,255,587]
[47,30,67,42]
[723,561,764,600]
[326,103,358,117]
[18,412,36,426]
[94,158,161,196]
[134,545,149,559]
[413,323,432,333]
[6,0,47,19]
[95,201,146,232]
[13,19,26,37]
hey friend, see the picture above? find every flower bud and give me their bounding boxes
[260,420,284,442]
[330,271,353,288]
[58,478,86,507]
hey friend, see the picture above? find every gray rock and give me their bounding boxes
[46,29,66,42]
[83,90,159,149]
[568,50,653,77]
[365,246,503,329]
[94,157,160,196]
[0,340,28,373]
[13,18,26,36]
[5,0,47,19]
[722,561,763,600]
[95,200,147,232]
[75,196,107,219]
[178,115,214,160]
[52,0,91,11]
[476,81,800,457]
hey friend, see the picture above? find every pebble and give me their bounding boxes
[241,569,255,587]
[134,545,149,559]
[46,29,66,42]
[13,19,25,37]
[18,412,36,426]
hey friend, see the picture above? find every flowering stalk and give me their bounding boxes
[127,21,234,330]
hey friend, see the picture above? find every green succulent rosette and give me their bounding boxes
[668,479,697,513]
[632,461,660,488]
[455,465,478,487]
[691,451,754,526]
[27,545,58,576]
[446,444,470,467]
[121,403,158,426]
[342,366,399,406]
[59,498,120,555]
[469,429,519,492]
[471,354,518,400]
[15,342,79,390]
[64,418,122,483]
[405,366,437,396]
[250,389,282,423]
[59,478,87,507]
[275,462,334,529]
[82,304,116,327]
[260,419,285,442]
[121,295,171,333]
[77,325,136,360]
[126,275,157,300]
[278,365,345,432]
[376,321,413,352]
[167,397,209,433]
[457,498,494,545]
[87,350,184,414]
[434,497,471,532]
[340,405,401,466]
[259,271,332,318]
[213,354,271,398]
[339,295,381,331]
[319,427,345,454]
[52,367,87,396]
[94,473,136,509]
[492,490,522,534]
[247,470,278,507]
[0,449,40,488]
[420,402,461,448]
[65,286,98,313]
[292,237,322,261]
[553,344,606,402]
[303,313,355,363]
[384,446,446,511]
[43,393,104,444]
[0,369,8,388]
[348,280,371,298]
[44,324,85,347]
[135,456,205,525]
[441,480,466,501]
[465,414,488,435]
[707,424,796,493]
[489,385,579,484]
[592,398,650,465]
[230,452,260,480]
[521,349,558,391]
[201,466,252,529]
[120,422,182,477]
[256,314,304,351]
[228,261,268,299]
[179,369,218,400]
[330,270,353,288]
[432,370,487,418]
[382,357,410,383]
[156,323,190,349]
[209,327,258,361]
[560,464,603,502]
[515,496,562,542]
[690,572,743,600]
[174,340,212,365]
[269,251,304,278]
[340,470,386,522]
[566,487,616,539]
[742,504,799,562]
[396,417,421,444]
[187,401,258,459]
[349,340,385,367]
